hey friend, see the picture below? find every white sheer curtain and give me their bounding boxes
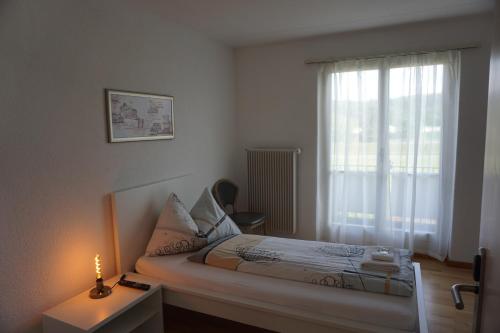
[316,51,460,260]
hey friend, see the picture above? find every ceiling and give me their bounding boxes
[157,0,495,46]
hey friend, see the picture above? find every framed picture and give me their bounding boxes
[105,89,174,142]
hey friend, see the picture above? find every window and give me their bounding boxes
[388,65,444,175]
[317,51,460,260]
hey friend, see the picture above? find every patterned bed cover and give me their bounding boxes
[188,234,414,297]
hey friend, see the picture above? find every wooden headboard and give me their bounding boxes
[111,174,199,274]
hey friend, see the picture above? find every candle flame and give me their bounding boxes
[95,254,102,279]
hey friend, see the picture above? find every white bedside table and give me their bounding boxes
[43,273,164,333]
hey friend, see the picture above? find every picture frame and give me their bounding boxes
[105,89,174,143]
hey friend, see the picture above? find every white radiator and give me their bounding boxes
[247,148,300,235]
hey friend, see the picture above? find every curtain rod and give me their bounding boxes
[304,44,481,65]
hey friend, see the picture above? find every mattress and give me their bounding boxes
[136,253,417,331]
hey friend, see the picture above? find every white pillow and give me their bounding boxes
[155,193,198,234]
[145,228,206,256]
[145,193,206,256]
[190,187,241,243]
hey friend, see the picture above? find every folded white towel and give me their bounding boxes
[361,247,400,273]
[372,250,394,262]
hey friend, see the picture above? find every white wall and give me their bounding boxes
[0,1,236,332]
[235,14,492,263]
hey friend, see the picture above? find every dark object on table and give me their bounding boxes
[212,179,265,233]
[118,274,151,291]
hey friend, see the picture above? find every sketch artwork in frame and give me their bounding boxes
[106,89,174,142]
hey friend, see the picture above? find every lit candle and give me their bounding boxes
[95,254,102,280]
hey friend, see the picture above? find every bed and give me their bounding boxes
[111,174,428,333]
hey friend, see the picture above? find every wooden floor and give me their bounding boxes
[165,258,475,333]
[416,257,475,333]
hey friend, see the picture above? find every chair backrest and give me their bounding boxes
[212,179,238,214]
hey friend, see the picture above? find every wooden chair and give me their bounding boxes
[212,179,265,234]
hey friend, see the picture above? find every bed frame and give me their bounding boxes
[111,174,428,333]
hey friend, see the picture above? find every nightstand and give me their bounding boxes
[43,273,164,333]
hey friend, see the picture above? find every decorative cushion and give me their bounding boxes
[155,193,198,234]
[145,228,207,256]
[145,193,206,256]
[190,187,241,243]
